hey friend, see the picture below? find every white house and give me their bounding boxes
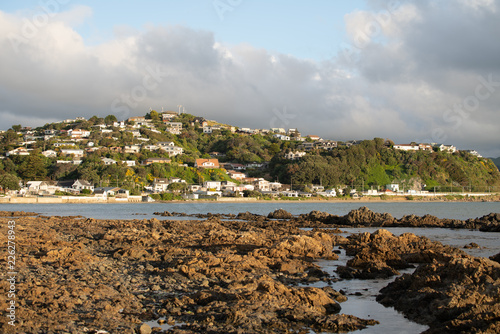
[124,145,141,153]
[152,178,170,192]
[60,149,84,158]
[204,181,222,191]
[6,147,30,156]
[285,151,306,160]
[101,158,117,165]
[42,150,57,158]
[68,129,91,138]
[386,184,400,192]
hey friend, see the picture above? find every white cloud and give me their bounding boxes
[0,3,500,157]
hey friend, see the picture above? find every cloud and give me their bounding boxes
[0,2,499,157]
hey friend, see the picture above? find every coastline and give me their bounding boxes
[0,194,498,204]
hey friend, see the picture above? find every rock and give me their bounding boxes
[267,209,293,219]
[138,323,151,334]
[377,255,500,333]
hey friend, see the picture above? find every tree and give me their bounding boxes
[0,173,20,193]
[17,154,47,180]
[147,110,159,121]
[104,114,118,125]
[11,125,22,132]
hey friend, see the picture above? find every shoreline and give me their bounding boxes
[0,194,499,204]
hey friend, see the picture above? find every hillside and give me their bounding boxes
[0,112,499,194]
[489,157,500,171]
[271,139,500,192]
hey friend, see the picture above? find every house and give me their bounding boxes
[464,150,482,158]
[26,181,50,195]
[306,135,321,141]
[122,160,136,167]
[195,159,219,169]
[273,134,290,141]
[42,150,57,158]
[162,112,178,121]
[141,158,171,166]
[253,179,270,191]
[318,189,337,197]
[57,179,94,193]
[124,145,141,154]
[101,158,117,165]
[271,128,286,134]
[153,178,170,192]
[269,182,283,191]
[299,142,316,151]
[386,184,400,192]
[94,187,121,198]
[44,129,58,136]
[394,144,420,151]
[142,144,159,151]
[204,181,222,191]
[436,144,457,153]
[68,129,91,138]
[285,151,306,160]
[315,140,338,150]
[6,147,30,156]
[158,142,183,156]
[54,142,77,148]
[61,149,84,158]
[227,170,246,180]
[282,190,299,197]
[164,122,183,134]
[203,126,213,134]
[113,121,126,128]
[128,116,146,123]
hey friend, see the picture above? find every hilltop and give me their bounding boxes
[0,110,499,198]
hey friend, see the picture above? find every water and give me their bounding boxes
[1,201,499,220]
[2,201,499,333]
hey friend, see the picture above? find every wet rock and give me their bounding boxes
[377,255,500,333]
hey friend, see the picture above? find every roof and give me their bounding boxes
[195,159,220,168]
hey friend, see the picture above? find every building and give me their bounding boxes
[101,158,117,165]
[42,150,58,158]
[152,178,170,192]
[195,159,219,169]
[128,116,146,123]
[68,129,91,139]
[124,145,141,154]
[285,151,306,160]
[436,144,457,153]
[94,187,121,198]
[6,147,30,156]
[164,122,183,135]
[204,181,222,191]
[162,112,178,121]
[60,149,84,158]
[141,158,171,166]
[57,179,94,193]
[386,184,400,192]
[158,142,184,156]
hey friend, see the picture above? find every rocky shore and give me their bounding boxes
[0,208,499,333]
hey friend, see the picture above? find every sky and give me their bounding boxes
[1,0,499,157]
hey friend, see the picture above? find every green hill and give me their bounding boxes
[271,139,500,192]
[1,113,499,194]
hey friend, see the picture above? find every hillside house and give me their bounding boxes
[195,159,219,169]
[141,158,171,166]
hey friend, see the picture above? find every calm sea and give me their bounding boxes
[1,201,499,220]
